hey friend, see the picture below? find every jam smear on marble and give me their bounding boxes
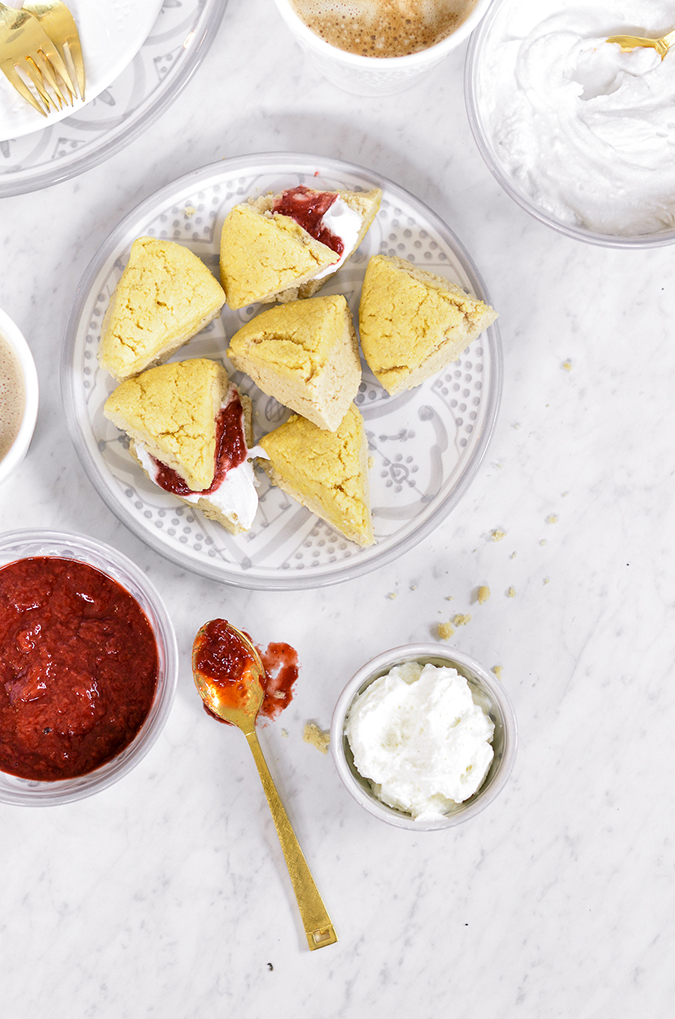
[152,392,246,497]
[273,186,344,257]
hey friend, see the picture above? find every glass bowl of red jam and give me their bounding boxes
[0,530,178,806]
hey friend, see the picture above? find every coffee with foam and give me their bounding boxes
[290,0,477,58]
[0,331,26,463]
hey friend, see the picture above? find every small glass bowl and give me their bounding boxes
[331,643,517,830]
[0,530,178,807]
[465,0,675,249]
[0,308,39,486]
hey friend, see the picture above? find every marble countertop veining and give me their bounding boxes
[1,0,674,1015]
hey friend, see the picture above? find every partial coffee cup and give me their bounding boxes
[0,308,39,486]
[273,0,492,95]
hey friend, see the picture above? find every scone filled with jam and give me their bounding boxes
[258,404,374,547]
[359,255,498,395]
[104,358,261,534]
[98,237,225,382]
[219,185,382,309]
[227,295,361,432]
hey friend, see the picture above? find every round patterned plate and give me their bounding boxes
[62,153,503,590]
[0,0,226,197]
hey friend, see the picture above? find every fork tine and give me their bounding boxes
[22,1,85,100]
[23,58,57,112]
[0,61,49,117]
[33,49,73,106]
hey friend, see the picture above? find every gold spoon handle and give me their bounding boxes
[245,729,338,951]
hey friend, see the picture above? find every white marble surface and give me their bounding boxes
[1,0,674,1015]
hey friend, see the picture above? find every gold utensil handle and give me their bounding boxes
[246,729,338,951]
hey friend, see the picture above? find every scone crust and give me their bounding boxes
[103,358,228,492]
[359,254,498,395]
[227,295,361,431]
[258,404,374,546]
[98,237,225,382]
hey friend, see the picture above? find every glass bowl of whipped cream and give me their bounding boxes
[465,0,675,247]
[331,644,517,830]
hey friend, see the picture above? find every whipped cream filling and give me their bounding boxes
[313,198,363,279]
[345,661,495,821]
[480,0,675,235]
[134,396,267,531]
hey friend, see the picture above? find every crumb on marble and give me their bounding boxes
[543,577,550,585]
[562,359,572,371]
[491,529,506,542]
[477,585,491,605]
[437,621,455,640]
[281,729,288,738]
[510,551,517,559]
[539,539,547,546]
[506,587,516,598]
[546,514,558,524]
[446,595,454,601]
[387,591,397,600]
[492,665,503,680]
[303,722,330,754]
[452,613,471,627]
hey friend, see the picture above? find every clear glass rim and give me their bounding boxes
[0,528,178,806]
[61,151,503,591]
[464,0,675,250]
[330,643,518,831]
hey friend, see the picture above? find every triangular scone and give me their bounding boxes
[258,404,374,547]
[227,295,361,431]
[359,255,498,395]
[219,186,382,309]
[104,359,258,534]
[98,237,225,381]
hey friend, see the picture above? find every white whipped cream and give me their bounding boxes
[345,661,494,821]
[313,198,363,279]
[134,395,266,531]
[480,0,675,235]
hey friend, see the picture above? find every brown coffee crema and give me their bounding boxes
[290,0,477,58]
[0,332,26,462]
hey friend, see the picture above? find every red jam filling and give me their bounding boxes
[152,391,247,497]
[0,557,158,781]
[194,618,298,725]
[272,185,344,258]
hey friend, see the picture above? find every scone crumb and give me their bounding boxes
[539,539,547,546]
[388,591,397,600]
[491,529,506,542]
[368,456,375,468]
[477,585,491,605]
[562,359,572,371]
[452,613,471,627]
[281,729,288,738]
[543,577,550,585]
[410,584,417,591]
[303,722,330,754]
[446,595,454,601]
[507,587,516,598]
[546,514,558,524]
[492,665,503,680]
[184,206,196,217]
[437,621,455,640]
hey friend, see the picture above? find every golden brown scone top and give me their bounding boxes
[103,358,228,492]
[359,254,497,395]
[98,237,225,382]
[258,404,374,546]
[219,204,339,310]
[227,295,351,382]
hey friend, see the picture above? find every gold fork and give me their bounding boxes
[0,1,76,117]
[23,1,85,100]
[606,28,675,59]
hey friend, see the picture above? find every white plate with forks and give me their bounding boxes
[0,0,162,140]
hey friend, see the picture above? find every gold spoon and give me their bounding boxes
[192,619,338,951]
[606,28,675,59]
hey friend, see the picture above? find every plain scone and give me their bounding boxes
[219,188,381,309]
[359,255,498,395]
[103,358,254,534]
[98,237,225,382]
[227,295,361,431]
[258,404,374,547]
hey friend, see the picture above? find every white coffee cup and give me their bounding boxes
[0,308,39,486]
[273,0,492,96]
